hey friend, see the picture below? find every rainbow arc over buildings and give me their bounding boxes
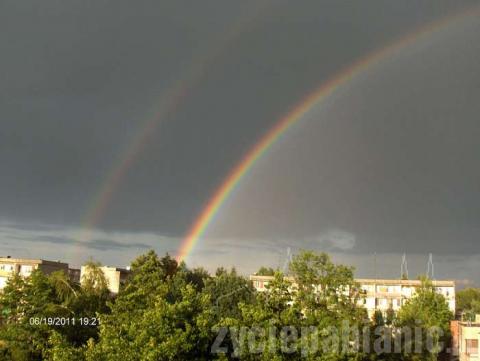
[76,6,479,264]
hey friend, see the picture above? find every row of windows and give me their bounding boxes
[253,280,452,300]
[254,280,268,288]
[361,285,452,297]
[0,264,34,274]
[375,298,402,308]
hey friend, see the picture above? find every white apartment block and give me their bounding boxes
[0,256,130,295]
[80,265,130,294]
[357,278,455,317]
[250,275,455,317]
[0,256,69,290]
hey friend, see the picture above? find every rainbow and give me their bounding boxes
[76,1,272,250]
[177,6,479,263]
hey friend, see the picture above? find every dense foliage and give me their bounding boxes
[255,267,276,276]
[0,263,109,360]
[0,250,454,360]
[456,288,480,320]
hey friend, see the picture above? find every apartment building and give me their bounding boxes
[451,317,480,361]
[80,265,130,294]
[358,278,455,317]
[68,268,81,283]
[0,255,131,295]
[250,275,455,317]
[0,256,69,289]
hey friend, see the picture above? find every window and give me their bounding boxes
[362,285,373,293]
[0,264,13,272]
[466,339,478,355]
[378,285,388,293]
[20,265,33,275]
[401,287,408,295]
[376,298,388,307]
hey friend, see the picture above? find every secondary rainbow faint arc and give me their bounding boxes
[76,0,273,248]
[178,7,479,263]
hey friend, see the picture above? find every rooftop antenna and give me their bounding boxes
[282,247,293,274]
[401,253,409,279]
[275,250,283,272]
[426,253,435,279]
[373,252,377,301]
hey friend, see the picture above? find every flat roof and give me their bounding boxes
[458,322,480,327]
[0,257,68,266]
[250,275,455,287]
[356,278,455,287]
[81,265,130,273]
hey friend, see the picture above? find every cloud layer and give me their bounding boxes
[0,220,179,267]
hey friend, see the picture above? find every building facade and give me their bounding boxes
[68,268,81,283]
[0,256,69,290]
[451,318,480,361]
[250,275,455,318]
[357,278,455,317]
[80,265,130,294]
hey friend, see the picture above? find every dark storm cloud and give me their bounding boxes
[0,222,177,266]
[33,236,151,251]
[202,12,480,264]
[1,0,479,280]
[0,0,475,231]
[0,225,151,251]
[0,222,64,232]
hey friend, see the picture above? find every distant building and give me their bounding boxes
[357,278,455,317]
[250,275,455,317]
[80,265,130,294]
[451,317,480,360]
[68,268,81,283]
[0,256,69,289]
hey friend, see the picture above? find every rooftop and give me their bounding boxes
[0,257,68,267]
[250,275,455,287]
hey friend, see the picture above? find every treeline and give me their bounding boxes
[0,250,456,360]
[456,287,480,321]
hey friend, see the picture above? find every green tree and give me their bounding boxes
[0,265,110,360]
[204,268,256,320]
[385,308,395,326]
[85,251,216,361]
[214,271,301,361]
[289,250,366,324]
[456,288,480,320]
[395,278,453,361]
[185,266,211,292]
[80,261,109,297]
[288,251,368,359]
[214,251,370,360]
[0,270,66,359]
[45,332,86,361]
[256,267,276,276]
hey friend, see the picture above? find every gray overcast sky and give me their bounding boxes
[1,1,479,283]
